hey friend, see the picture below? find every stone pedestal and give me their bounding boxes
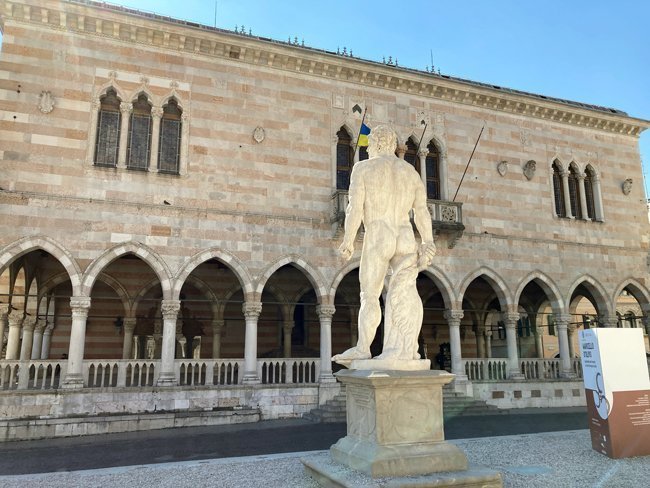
[304,368,502,487]
[331,369,466,478]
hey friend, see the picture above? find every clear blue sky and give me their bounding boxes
[6,1,650,195]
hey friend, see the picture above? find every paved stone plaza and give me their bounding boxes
[0,430,647,487]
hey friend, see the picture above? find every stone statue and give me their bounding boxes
[333,125,436,365]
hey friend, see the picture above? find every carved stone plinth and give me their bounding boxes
[303,369,502,486]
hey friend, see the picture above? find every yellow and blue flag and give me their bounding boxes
[358,123,371,147]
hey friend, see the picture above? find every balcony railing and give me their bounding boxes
[332,190,465,248]
[0,358,320,391]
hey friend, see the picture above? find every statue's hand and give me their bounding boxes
[417,241,437,268]
[338,240,354,261]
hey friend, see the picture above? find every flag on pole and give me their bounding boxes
[358,123,371,147]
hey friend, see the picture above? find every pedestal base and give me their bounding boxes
[348,359,431,371]
[331,436,468,478]
[303,453,502,488]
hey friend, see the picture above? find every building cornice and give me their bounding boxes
[2,0,649,137]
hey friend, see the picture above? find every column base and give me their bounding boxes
[318,371,337,383]
[242,373,260,385]
[61,374,84,389]
[156,372,177,387]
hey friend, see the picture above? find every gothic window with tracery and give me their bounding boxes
[568,165,582,219]
[158,99,182,174]
[126,94,152,171]
[94,89,121,167]
[584,166,596,220]
[552,161,566,217]
[426,140,441,200]
[336,127,353,190]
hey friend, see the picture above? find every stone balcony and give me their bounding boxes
[331,190,465,248]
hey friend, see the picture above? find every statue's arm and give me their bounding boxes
[413,182,436,267]
[339,167,364,260]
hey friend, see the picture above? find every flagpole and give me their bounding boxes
[453,125,484,202]
[352,107,367,158]
[414,121,428,156]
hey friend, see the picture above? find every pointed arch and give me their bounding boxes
[174,248,253,298]
[255,255,326,303]
[514,271,565,314]
[81,242,172,299]
[566,275,611,316]
[0,236,82,294]
[458,267,513,311]
[94,81,128,104]
[612,278,650,311]
[419,265,455,311]
[329,259,361,300]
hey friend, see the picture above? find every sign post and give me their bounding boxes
[579,328,650,458]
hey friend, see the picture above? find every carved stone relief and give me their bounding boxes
[622,178,633,195]
[252,126,265,143]
[38,91,55,113]
[523,160,536,180]
[332,94,344,109]
[497,160,508,177]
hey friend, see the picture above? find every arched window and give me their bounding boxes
[552,161,566,217]
[158,99,182,174]
[127,94,153,170]
[336,128,353,190]
[94,89,121,167]
[404,138,419,173]
[584,166,596,220]
[568,165,582,219]
[426,140,441,200]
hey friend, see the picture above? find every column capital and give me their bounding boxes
[317,304,336,319]
[35,317,47,332]
[242,301,263,318]
[122,318,137,332]
[597,314,618,328]
[283,320,294,331]
[396,144,407,157]
[161,299,181,318]
[502,312,521,326]
[211,319,225,330]
[7,312,24,328]
[22,317,37,331]
[119,101,133,114]
[443,309,464,323]
[151,106,164,119]
[553,313,571,327]
[417,148,428,159]
[70,296,91,311]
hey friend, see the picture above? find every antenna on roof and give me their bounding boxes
[214,1,217,28]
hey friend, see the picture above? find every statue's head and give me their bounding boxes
[368,125,397,158]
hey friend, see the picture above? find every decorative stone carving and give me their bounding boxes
[622,178,633,195]
[160,300,181,319]
[332,94,344,109]
[316,304,336,319]
[497,160,508,177]
[332,125,436,367]
[523,160,536,180]
[440,205,457,222]
[38,91,55,113]
[242,301,263,318]
[252,126,265,143]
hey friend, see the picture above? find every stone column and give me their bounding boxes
[0,307,8,358]
[41,323,53,359]
[157,300,181,386]
[476,328,486,358]
[553,313,575,378]
[121,318,137,359]
[317,305,336,383]
[31,318,47,360]
[593,174,604,221]
[350,307,359,347]
[396,143,406,159]
[283,320,294,358]
[19,317,36,360]
[417,149,427,183]
[533,320,544,358]
[578,173,589,219]
[242,301,262,384]
[443,309,465,377]
[484,329,492,358]
[6,313,24,360]
[148,107,163,172]
[211,319,224,358]
[560,170,573,218]
[117,102,132,168]
[567,323,577,359]
[62,297,91,388]
[503,312,524,379]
